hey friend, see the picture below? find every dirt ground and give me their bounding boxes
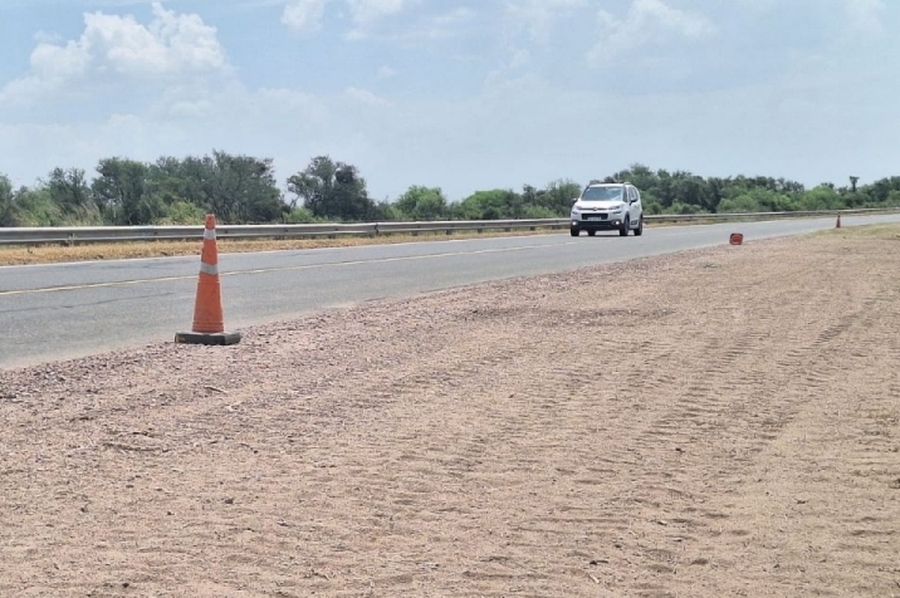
[2,228,899,597]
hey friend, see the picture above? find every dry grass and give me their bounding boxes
[3,223,897,267]
[0,228,563,266]
[821,222,900,240]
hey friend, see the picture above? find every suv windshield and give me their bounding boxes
[581,186,624,201]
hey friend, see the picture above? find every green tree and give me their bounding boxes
[210,151,285,223]
[718,188,796,213]
[798,185,842,211]
[653,169,676,208]
[522,179,582,216]
[718,194,762,213]
[372,199,404,221]
[155,200,206,225]
[147,151,285,224]
[611,163,656,192]
[455,189,523,220]
[858,177,900,207]
[599,165,812,214]
[395,186,449,221]
[0,175,17,227]
[47,167,101,224]
[194,151,286,223]
[287,156,375,221]
[7,185,63,226]
[668,171,712,212]
[147,156,202,209]
[283,206,317,223]
[92,158,159,225]
[665,201,704,215]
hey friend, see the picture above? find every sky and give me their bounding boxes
[1,0,898,203]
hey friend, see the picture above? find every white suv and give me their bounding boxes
[570,181,644,237]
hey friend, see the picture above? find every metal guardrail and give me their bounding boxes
[0,208,897,246]
[0,219,565,246]
[643,207,900,223]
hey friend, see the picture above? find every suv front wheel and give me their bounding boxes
[619,216,630,237]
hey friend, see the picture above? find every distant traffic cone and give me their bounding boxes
[835,213,842,229]
[175,214,241,345]
[729,232,744,245]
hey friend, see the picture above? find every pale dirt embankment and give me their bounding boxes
[1,226,899,597]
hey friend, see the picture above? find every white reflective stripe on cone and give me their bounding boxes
[203,228,217,240]
[199,263,218,276]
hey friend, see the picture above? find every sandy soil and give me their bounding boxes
[1,229,899,597]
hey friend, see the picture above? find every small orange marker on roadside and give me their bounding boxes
[175,214,241,345]
[836,213,842,229]
[729,232,744,245]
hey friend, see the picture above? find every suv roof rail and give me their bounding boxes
[586,179,638,186]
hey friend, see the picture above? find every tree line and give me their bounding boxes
[2,151,899,227]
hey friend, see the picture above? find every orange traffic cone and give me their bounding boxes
[729,232,744,245]
[835,213,841,228]
[175,214,241,345]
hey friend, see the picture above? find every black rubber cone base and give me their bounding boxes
[175,331,242,345]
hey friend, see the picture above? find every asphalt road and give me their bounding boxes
[2,214,899,369]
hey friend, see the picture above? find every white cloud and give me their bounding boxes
[282,0,328,34]
[403,7,476,41]
[0,2,229,105]
[505,0,587,44]
[164,98,216,119]
[344,0,419,39]
[495,0,586,77]
[345,0,415,25]
[376,65,397,79]
[0,38,91,104]
[509,48,530,69]
[0,83,335,188]
[363,6,477,43]
[30,40,91,79]
[844,0,885,36]
[84,3,228,77]
[434,6,477,26]
[281,0,444,41]
[345,86,391,107]
[587,0,715,67]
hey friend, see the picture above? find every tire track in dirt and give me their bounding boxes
[2,233,900,597]
[315,246,876,595]
[670,250,900,597]
[531,247,885,595]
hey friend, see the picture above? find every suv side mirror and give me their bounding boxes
[571,197,579,204]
